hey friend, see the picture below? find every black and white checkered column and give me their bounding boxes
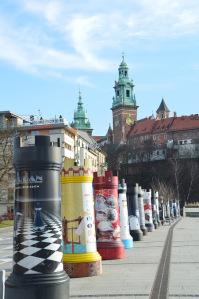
[5,136,69,299]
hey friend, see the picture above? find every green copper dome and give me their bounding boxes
[112,56,137,109]
[72,91,92,133]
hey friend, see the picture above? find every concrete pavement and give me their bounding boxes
[169,218,199,298]
[0,218,199,298]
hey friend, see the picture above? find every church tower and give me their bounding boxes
[156,98,170,120]
[111,56,138,144]
[71,91,93,135]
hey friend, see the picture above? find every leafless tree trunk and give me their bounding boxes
[0,128,15,190]
[152,179,176,203]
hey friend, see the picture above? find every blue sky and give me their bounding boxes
[0,0,199,135]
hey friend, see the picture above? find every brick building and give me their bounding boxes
[96,58,199,164]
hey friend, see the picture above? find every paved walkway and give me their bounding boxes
[169,218,199,298]
[0,218,199,298]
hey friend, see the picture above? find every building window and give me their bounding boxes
[126,90,130,97]
[65,143,72,151]
[117,90,119,96]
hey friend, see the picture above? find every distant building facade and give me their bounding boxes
[127,113,199,163]
[95,58,199,166]
[0,109,106,207]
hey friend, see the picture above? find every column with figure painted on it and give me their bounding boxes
[143,189,154,232]
[93,171,125,260]
[61,158,102,278]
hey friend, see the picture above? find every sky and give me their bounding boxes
[0,0,199,135]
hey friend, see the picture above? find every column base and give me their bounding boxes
[5,271,69,299]
[153,222,158,229]
[63,260,102,278]
[140,226,148,236]
[97,241,125,260]
[157,220,161,226]
[63,252,102,278]
[145,223,154,232]
[130,229,143,241]
[122,238,134,249]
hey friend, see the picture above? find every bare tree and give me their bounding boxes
[0,128,15,195]
[180,159,199,203]
[151,179,176,203]
[168,158,183,202]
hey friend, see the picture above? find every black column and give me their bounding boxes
[5,135,69,299]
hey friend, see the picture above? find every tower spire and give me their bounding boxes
[72,91,93,135]
[111,57,138,144]
[156,98,170,119]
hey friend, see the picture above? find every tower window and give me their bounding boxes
[117,90,119,96]
[126,90,130,97]
[125,71,127,76]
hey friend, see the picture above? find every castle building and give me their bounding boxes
[111,56,138,144]
[95,57,199,165]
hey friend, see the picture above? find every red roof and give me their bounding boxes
[128,114,199,137]
[93,135,106,142]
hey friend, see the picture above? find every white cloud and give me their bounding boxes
[0,0,199,81]
[21,0,64,24]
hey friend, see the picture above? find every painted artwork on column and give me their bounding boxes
[95,190,120,242]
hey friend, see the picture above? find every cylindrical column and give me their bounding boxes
[176,200,180,217]
[118,179,133,249]
[151,190,158,229]
[5,136,69,299]
[155,191,161,226]
[127,183,143,241]
[93,171,125,260]
[172,200,177,218]
[166,201,171,219]
[61,159,102,278]
[159,199,166,225]
[138,186,147,236]
[170,200,174,220]
[143,189,154,232]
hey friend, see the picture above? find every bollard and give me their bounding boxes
[143,190,154,232]
[61,158,102,278]
[151,190,158,229]
[127,183,143,241]
[93,171,125,260]
[166,201,171,220]
[176,200,180,217]
[138,186,147,236]
[0,270,5,299]
[118,179,133,249]
[159,200,166,225]
[170,200,175,220]
[155,191,161,226]
[5,136,69,299]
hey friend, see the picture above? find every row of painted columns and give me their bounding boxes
[5,137,180,299]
